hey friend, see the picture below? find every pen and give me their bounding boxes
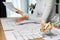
[18,22,40,25]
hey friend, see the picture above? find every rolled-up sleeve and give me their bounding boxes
[41,0,54,22]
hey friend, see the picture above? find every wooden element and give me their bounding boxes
[0,20,6,40]
[31,38,45,40]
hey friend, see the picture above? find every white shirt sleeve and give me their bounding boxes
[41,0,53,22]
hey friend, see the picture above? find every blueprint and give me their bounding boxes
[1,18,60,40]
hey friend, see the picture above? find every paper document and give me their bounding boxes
[1,18,60,40]
[4,31,16,40]
[3,2,17,12]
[1,18,40,30]
[1,19,17,30]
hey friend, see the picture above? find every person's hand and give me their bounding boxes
[16,15,29,23]
[15,8,23,15]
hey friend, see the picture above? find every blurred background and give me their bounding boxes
[0,0,60,17]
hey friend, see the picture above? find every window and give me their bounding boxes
[56,0,59,14]
[6,0,28,17]
[6,0,22,17]
[28,0,36,14]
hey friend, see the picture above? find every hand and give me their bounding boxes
[16,15,29,23]
[15,8,23,15]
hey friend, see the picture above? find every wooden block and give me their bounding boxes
[30,38,45,40]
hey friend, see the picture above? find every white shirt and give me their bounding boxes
[27,0,54,23]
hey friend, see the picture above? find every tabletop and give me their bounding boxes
[0,18,60,40]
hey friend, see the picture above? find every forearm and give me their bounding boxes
[41,0,53,22]
[16,15,29,22]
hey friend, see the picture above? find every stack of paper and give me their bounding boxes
[4,30,60,40]
[1,19,16,30]
[4,31,16,40]
[1,19,60,40]
[1,18,40,30]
